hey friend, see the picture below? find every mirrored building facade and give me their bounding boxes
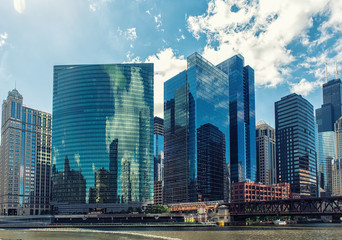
[153,116,164,205]
[164,53,230,203]
[316,78,342,197]
[216,55,256,183]
[52,64,154,205]
[333,117,342,196]
[275,93,317,198]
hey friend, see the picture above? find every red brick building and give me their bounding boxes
[231,181,291,203]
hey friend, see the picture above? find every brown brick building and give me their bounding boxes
[231,181,291,203]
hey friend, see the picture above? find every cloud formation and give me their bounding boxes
[118,27,137,41]
[186,0,342,95]
[88,0,112,12]
[145,48,187,117]
[13,0,26,14]
[0,32,8,47]
[290,78,323,96]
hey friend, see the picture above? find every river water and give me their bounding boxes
[0,224,341,240]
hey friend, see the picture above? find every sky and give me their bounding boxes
[1,0,342,129]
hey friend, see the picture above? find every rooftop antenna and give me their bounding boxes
[325,63,328,83]
[336,59,340,79]
[15,79,16,90]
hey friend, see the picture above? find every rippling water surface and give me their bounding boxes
[0,224,341,240]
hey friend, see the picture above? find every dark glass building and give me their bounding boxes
[197,123,226,201]
[316,78,341,196]
[154,117,164,182]
[153,116,164,205]
[52,63,154,205]
[164,53,230,203]
[316,79,342,132]
[275,93,317,197]
[216,54,256,183]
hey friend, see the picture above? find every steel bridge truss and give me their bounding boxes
[221,196,342,217]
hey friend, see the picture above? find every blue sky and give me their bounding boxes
[1,0,342,128]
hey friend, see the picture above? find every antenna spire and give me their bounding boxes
[336,59,340,79]
[15,79,16,90]
[325,63,328,83]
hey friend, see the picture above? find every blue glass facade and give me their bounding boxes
[316,78,342,196]
[164,53,230,203]
[153,116,164,182]
[52,64,154,204]
[216,55,256,183]
[317,131,335,196]
[275,93,317,197]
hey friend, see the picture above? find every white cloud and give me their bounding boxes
[186,0,338,88]
[145,48,187,117]
[176,34,186,42]
[154,13,163,31]
[88,0,112,12]
[0,32,8,47]
[13,0,26,14]
[290,78,323,96]
[125,28,137,41]
[117,27,137,41]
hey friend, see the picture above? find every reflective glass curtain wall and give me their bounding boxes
[52,64,154,204]
[164,53,230,203]
[216,55,256,183]
[317,131,335,196]
[316,78,342,197]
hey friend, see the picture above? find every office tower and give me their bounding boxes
[275,93,317,198]
[256,120,276,185]
[316,79,342,132]
[0,89,52,216]
[52,63,154,206]
[317,132,335,196]
[333,117,342,196]
[316,78,342,196]
[164,53,229,203]
[153,116,164,205]
[217,54,256,183]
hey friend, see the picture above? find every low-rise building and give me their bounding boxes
[231,181,291,203]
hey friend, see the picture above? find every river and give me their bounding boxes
[0,224,341,240]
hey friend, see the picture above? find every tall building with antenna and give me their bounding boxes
[316,63,341,197]
[0,89,52,215]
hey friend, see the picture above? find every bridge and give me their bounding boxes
[169,196,342,221]
[221,196,342,218]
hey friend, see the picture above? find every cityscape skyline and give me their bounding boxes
[1,0,342,130]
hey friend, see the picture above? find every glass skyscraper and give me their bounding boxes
[164,53,229,203]
[275,93,317,197]
[316,78,342,196]
[52,63,154,205]
[153,116,164,205]
[317,131,335,196]
[333,117,342,196]
[216,54,256,183]
[0,89,52,216]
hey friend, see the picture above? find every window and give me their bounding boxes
[11,102,16,118]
